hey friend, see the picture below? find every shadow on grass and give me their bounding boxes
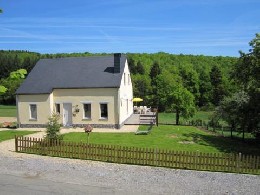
[182,132,260,155]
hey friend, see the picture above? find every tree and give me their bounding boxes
[149,61,161,86]
[210,65,226,105]
[45,113,62,141]
[127,57,136,74]
[136,61,145,75]
[216,91,249,139]
[198,69,212,107]
[232,33,260,138]
[149,61,161,107]
[169,86,196,125]
[179,64,200,105]
[157,71,196,125]
[0,85,7,95]
[132,75,151,105]
[0,69,27,104]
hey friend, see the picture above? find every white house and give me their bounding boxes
[16,54,133,129]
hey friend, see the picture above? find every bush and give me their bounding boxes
[45,113,63,141]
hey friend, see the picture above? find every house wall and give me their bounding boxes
[119,60,133,126]
[53,88,119,128]
[17,94,52,127]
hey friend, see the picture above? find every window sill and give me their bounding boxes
[82,118,92,121]
[29,119,37,121]
[99,118,108,121]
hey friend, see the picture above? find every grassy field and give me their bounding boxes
[0,130,37,142]
[159,111,213,124]
[63,125,260,155]
[0,105,17,117]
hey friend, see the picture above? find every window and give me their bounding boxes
[55,104,60,114]
[124,73,126,85]
[29,104,37,120]
[83,104,91,119]
[100,103,108,119]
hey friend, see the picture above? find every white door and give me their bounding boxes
[63,103,72,127]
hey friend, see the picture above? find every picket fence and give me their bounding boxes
[15,136,260,174]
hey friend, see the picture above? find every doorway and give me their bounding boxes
[63,103,72,127]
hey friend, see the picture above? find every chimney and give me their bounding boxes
[114,53,121,73]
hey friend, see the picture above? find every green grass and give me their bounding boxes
[0,130,37,142]
[159,111,213,124]
[0,105,17,117]
[63,125,260,155]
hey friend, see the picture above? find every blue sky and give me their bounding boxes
[0,0,259,56]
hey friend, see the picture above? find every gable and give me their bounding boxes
[16,55,127,94]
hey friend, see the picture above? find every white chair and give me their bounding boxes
[143,106,148,114]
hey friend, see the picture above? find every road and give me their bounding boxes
[0,133,259,195]
[0,174,135,195]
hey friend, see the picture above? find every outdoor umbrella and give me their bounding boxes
[133,97,143,106]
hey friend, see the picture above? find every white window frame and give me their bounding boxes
[29,104,37,120]
[83,103,91,119]
[100,103,108,119]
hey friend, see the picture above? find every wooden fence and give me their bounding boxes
[15,136,260,174]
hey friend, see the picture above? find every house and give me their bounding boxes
[16,53,133,129]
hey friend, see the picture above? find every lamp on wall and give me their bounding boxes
[73,105,80,117]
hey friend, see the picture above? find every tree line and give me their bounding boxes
[0,50,236,107]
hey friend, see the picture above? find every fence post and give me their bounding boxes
[156,110,159,126]
[236,152,242,173]
[15,135,18,152]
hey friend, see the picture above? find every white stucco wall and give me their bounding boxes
[119,59,133,124]
[53,88,118,126]
[17,94,52,125]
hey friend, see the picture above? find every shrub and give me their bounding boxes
[45,113,63,141]
[9,122,17,129]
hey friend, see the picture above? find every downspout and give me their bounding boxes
[16,95,20,128]
[117,88,120,128]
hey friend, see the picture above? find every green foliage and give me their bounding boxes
[0,69,28,104]
[179,64,200,104]
[136,61,145,74]
[0,50,39,79]
[0,85,7,95]
[231,34,260,138]
[210,65,226,105]
[45,113,62,140]
[10,69,27,79]
[216,91,249,128]
[157,71,196,125]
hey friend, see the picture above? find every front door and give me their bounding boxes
[63,103,72,127]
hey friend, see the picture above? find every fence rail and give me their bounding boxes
[15,136,260,174]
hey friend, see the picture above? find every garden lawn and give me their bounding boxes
[159,111,213,124]
[0,130,37,142]
[63,125,260,155]
[0,105,17,117]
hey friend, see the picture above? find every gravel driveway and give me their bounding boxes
[0,131,259,194]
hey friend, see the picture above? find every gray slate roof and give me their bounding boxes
[16,55,127,94]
